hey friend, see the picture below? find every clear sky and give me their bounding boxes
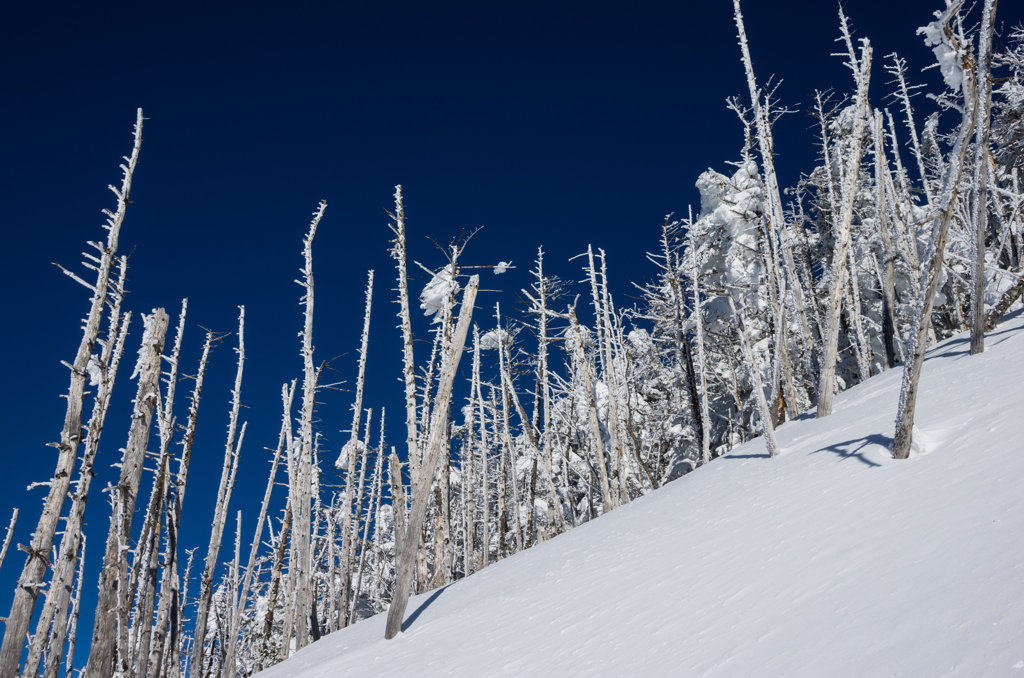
[1,0,1019,668]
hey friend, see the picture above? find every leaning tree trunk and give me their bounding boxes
[86,308,169,678]
[893,44,979,460]
[0,110,143,678]
[27,275,131,678]
[385,276,479,640]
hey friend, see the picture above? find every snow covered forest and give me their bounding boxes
[2,0,1023,675]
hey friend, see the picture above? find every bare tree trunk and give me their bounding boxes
[148,329,214,678]
[733,0,812,391]
[191,308,248,675]
[388,187,420,489]
[347,410,374,618]
[568,306,614,511]
[473,327,490,571]
[585,248,623,507]
[87,308,170,678]
[727,295,779,457]
[873,110,901,368]
[0,110,143,678]
[0,508,18,575]
[385,276,479,639]
[61,536,85,678]
[287,202,328,655]
[818,42,873,417]
[495,303,524,553]
[351,415,385,621]
[338,272,373,626]
[689,229,712,463]
[894,39,979,460]
[221,511,242,678]
[30,283,132,678]
[259,506,290,667]
[971,0,998,355]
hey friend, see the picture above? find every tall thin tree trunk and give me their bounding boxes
[191,308,248,675]
[567,305,614,511]
[894,40,978,460]
[0,508,18,575]
[728,294,779,456]
[338,272,373,626]
[971,0,998,355]
[0,110,143,678]
[87,308,170,678]
[385,277,479,639]
[873,110,900,368]
[818,42,873,417]
[287,202,327,654]
[30,277,132,678]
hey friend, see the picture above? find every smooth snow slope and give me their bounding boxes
[266,314,1024,677]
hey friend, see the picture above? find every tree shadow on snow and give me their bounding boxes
[402,585,448,632]
[811,433,891,467]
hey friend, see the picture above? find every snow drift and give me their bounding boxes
[264,313,1024,677]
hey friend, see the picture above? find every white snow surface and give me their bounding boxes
[265,314,1024,677]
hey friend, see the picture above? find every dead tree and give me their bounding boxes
[385,276,479,640]
[287,201,328,653]
[191,308,247,674]
[0,109,144,678]
[338,270,374,627]
[818,38,873,417]
[971,0,998,355]
[0,509,17,575]
[894,4,978,459]
[86,307,170,678]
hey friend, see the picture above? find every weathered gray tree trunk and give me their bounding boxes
[817,42,873,417]
[568,305,615,511]
[86,307,169,678]
[191,307,247,675]
[727,295,779,457]
[287,201,327,654]
[338,271,374,627]
[385,276,479,639]
[971,0,998,355]
[0,110,143,678]
[27,273,131,678]
[473,327,490,570]
[872,110,901,368]
[893,26,979,460]
[0,509,18,575]
[148,329,214,678]
[690,229,712,463]
[229,380,294,657]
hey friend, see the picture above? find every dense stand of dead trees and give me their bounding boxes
[2,1,1023,675]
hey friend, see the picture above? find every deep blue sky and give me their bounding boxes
[2,0,1019,666]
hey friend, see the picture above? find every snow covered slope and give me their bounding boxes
[265,314,1024,677]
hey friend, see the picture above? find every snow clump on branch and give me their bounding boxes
[419,264,459,323]
[917,1,963,91]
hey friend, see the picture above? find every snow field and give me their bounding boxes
[264,312,1024,677]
